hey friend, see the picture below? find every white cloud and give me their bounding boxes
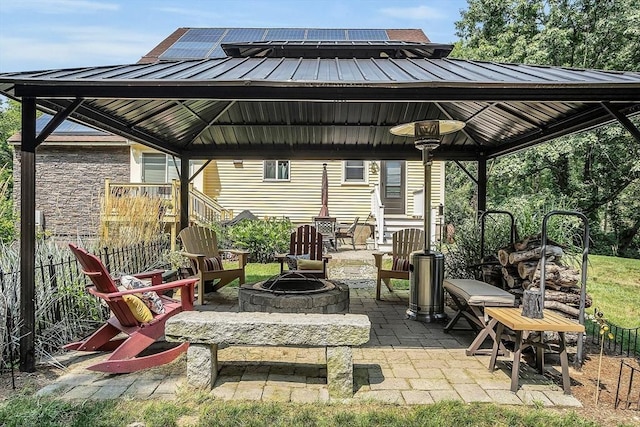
[379,5,445,21]
[0,26,159,71]
[154,6,223,21]
[2,0,119,14]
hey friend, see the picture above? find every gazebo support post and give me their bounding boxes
[180,155,190,232]
[477,156,487,219]
[19,98,37,372]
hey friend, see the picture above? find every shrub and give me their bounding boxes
[225,217,293,263]
[443,197,586,279]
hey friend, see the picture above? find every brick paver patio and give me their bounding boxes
[37,250,582,407]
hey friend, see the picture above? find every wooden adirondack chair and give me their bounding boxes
[275,225,331,278]
[178,225,249,305]
[64,244,198,374]
[373,228,425,300]
[335,217,359,250]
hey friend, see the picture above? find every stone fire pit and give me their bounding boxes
[238,272,349,313]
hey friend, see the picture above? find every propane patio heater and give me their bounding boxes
[390,120,465,322]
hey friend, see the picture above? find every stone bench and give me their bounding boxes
[165,311,371,398]
[443,278,516,356]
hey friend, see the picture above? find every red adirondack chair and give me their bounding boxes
[64,244,198,373]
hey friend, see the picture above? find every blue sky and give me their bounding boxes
[0,0,468,72]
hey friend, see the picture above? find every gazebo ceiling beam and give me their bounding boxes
[485,104,639,159]
[35,99,182,156]
[182,143,483,161]
[601,102,640,144]
[35,98,84,145]
[183,100,236,149]
[433,101,479,146]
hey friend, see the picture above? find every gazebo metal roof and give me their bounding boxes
[2,55,639,161]
[4,35,640,374]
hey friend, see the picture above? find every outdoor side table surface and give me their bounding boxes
[485,307,585,395]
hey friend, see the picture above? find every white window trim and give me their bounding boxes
[341,160,368,185]
[141,152,182,183]
[263,160,291,182]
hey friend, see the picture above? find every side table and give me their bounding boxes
[485,307,585,394]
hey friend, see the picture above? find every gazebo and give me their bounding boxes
[1,39,639,372]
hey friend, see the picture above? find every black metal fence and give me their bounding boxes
[1,239,171,370]
[587,319,640,359]
[616,360,640,410]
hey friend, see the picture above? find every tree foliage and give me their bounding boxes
[0,99,18,243]
[448,0,640,257]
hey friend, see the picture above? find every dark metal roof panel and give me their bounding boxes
[3,58,640,85]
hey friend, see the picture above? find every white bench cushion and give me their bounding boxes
[444,279,515,307]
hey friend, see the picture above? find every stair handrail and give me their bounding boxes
[189,184,233,225]
[371,184,385,245]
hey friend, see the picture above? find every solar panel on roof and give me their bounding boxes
[221,28,267,42]
[180,28,226,42]
[161,47,211,59]
[307,29,346,40]
[264,28,306,40]
[160,27,399,59]
[348,29,389,40]
[207,46,226,58]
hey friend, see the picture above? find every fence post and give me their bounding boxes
[103,247,111,274]
[47,255,61,323]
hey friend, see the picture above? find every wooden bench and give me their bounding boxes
[443,279,516,356]
[165,311,371,398]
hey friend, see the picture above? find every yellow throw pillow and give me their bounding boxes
[123,294,153,323]
[297,259,324,270]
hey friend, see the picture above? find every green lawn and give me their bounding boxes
[0,395,605,427]
[587,254,640,328]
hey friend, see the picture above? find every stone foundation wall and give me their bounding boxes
[13,145,130,237]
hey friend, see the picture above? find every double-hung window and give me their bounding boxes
[264,160,290,181]
[142,153,181,183]
[343,160,366,183]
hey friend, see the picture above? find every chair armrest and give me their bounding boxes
[180,251,206,260]
[132,269,165,286]
[322,254,332,261]
[89,278,198,301]
[222,249,250,255]
[221,249,250,267]
[372,252,389,269]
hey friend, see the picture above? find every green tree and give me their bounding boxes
[448,0,640,257]
[0,98,19,243]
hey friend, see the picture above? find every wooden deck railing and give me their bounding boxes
[189,185,233,224]
[102,179,233,248]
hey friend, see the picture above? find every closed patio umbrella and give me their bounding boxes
[318,163,330,217]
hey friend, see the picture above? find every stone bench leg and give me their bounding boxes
[187,343,218,389]
[326,346,353,398]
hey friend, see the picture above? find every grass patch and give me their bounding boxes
[220,262,280,288]
[0,396,606,427]
[587,255,640,328]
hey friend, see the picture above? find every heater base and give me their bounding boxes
[406,308,448,323]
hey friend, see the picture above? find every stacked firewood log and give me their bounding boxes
[484,234,592,320]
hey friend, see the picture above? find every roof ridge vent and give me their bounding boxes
[221,40,453,59]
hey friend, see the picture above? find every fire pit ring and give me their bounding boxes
[238,273,349,314]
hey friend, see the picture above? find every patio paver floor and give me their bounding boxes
[37,250,582,407]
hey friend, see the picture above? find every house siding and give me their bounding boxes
[406,160,445,215]
[203,159,444,225]
[13,145,130,237]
